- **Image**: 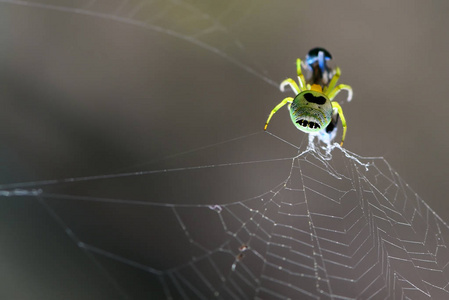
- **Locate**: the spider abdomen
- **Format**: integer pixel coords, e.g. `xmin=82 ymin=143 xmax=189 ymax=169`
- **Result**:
xmin=289 ymin=91 xmax=332 ymax=133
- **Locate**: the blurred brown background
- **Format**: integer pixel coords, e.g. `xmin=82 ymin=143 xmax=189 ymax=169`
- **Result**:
xmin=0 ymin=0 xmax=448 ymax=299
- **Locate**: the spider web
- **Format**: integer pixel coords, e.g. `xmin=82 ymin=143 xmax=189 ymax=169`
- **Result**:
xmin=4 ymin=135 xmax=449 ymax=299
xmin=1 ymin=0 xmax=449 ymax=299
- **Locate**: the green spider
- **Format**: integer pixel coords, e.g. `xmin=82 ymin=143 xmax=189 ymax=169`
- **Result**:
xmin=264 ymin=53 xmax=352 ymax=146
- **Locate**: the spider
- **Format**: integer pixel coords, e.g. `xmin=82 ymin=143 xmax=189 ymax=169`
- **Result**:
xmin=264 ymin=48 xmax=353 ymax=146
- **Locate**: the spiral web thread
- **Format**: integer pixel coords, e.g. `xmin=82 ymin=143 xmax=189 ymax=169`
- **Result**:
xmin=1 ymin=0 xmax=448 ymax=298
xmin=3 ymin=136 xmax=449 ymax=299
xmin=141 ymin=142 xmax=449 ymax=299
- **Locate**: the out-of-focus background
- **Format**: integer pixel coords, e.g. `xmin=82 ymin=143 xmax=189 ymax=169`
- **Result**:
xmin=0 ymin=0 xmax=448 ymax=299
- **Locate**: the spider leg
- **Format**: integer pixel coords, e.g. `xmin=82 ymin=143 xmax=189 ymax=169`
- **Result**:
xmin=296 ymin=58 xmax=307 ymax=90
xmin=264 ymin=97 xmax=294 ymax=131
xmin=280 ymin=78 xmax=300 ymax=94
xmin=331 ymin=101 xmax=347 ymax=146
xmin=328 ymin=84 xmax=353 ymax=102
xmin=324 ymin=67 xmax=341 ymax=95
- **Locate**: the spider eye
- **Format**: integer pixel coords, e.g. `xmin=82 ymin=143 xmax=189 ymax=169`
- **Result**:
xmin=304 ymin=93 xmax=326 ymax=105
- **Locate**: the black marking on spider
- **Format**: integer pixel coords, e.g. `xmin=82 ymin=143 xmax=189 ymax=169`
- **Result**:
xmin=297 ymin=119 xmax=320 ymax=129
xmin=304 ymin=93 xmax=327 ymax=105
